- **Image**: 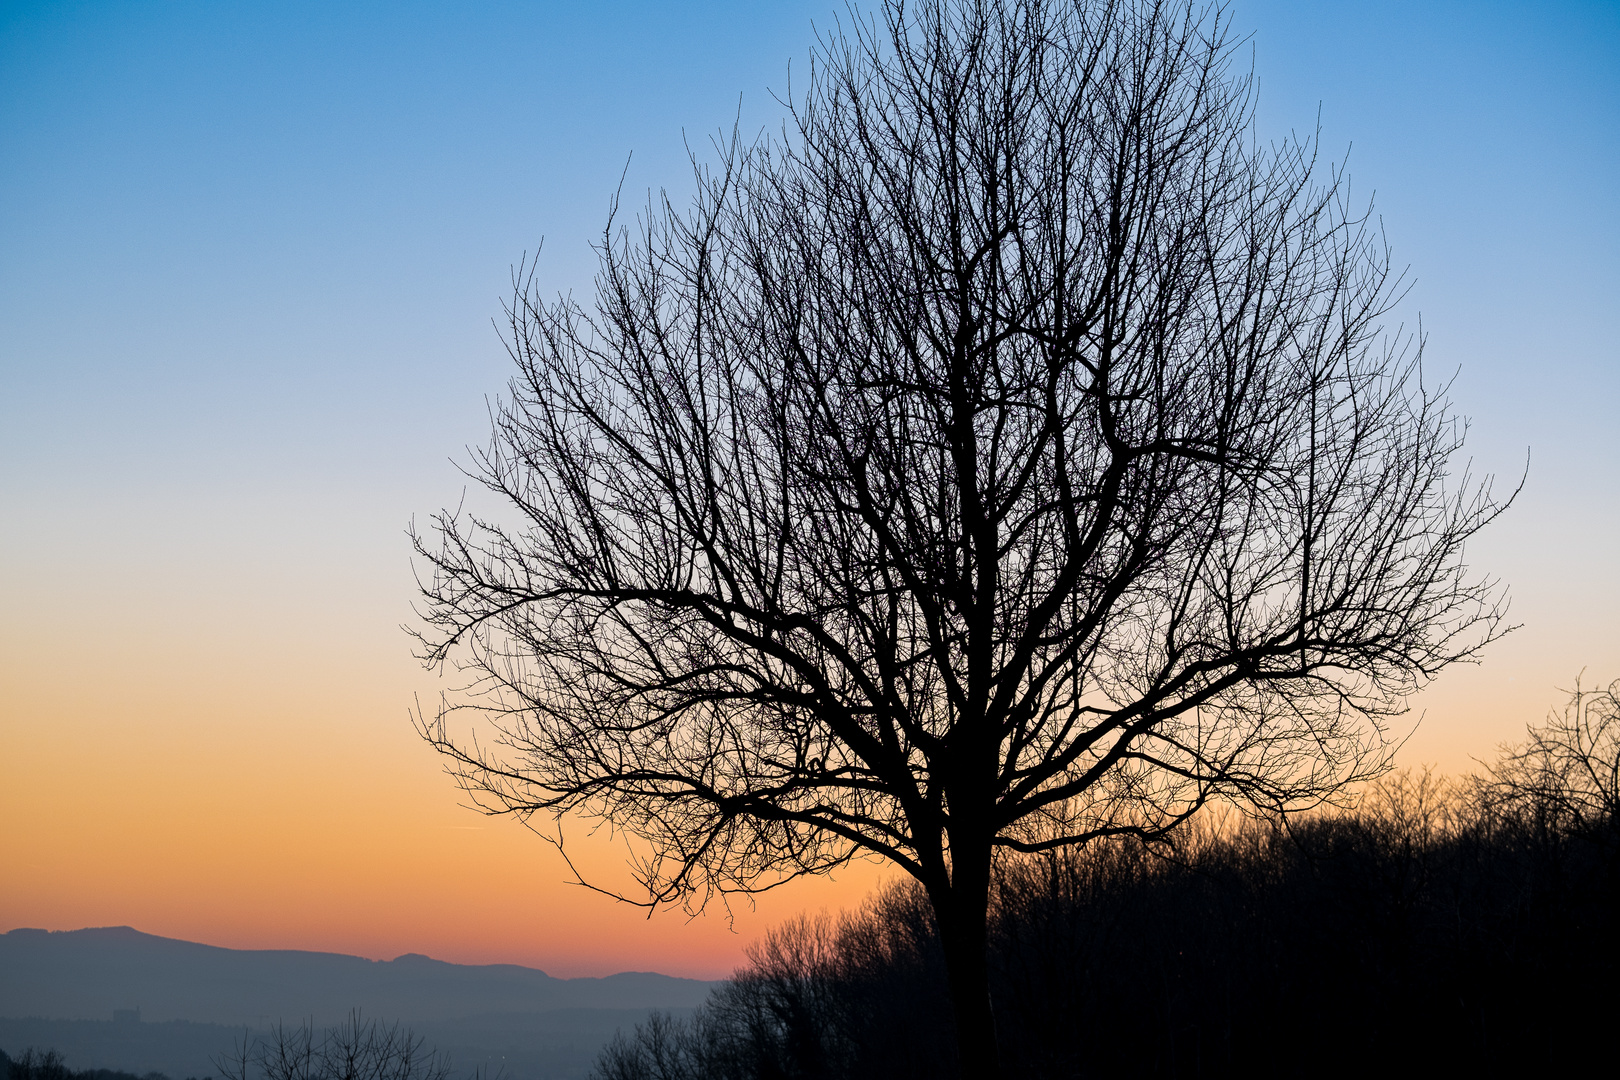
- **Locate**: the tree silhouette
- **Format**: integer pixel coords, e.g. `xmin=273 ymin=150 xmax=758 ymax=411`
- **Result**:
xmin=1484 ymin=675 xmax=1620 ymax=836
xmin=216 ymin=1013 xmax=452 ymax=1080
xmin=411 ymin=1 xmax=1511 ymax=1073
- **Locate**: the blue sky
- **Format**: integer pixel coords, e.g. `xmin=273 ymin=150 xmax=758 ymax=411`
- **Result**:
xmin=2 ymin=0 xmax=1616 ymax=971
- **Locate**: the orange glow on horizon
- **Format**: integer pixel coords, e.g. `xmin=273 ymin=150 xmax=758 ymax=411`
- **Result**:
xmin=1 ymin=593 xmax=1595 ymax=982
xmin=0 ymin=615 xmax=893 ymax=979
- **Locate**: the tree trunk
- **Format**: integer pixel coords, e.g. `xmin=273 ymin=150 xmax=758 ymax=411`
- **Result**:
xmin=933 ymin=862 xmax=999 ymax=1078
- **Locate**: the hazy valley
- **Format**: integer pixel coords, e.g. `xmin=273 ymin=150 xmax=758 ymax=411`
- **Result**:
xmin=0 ymin=928 xmax=715 ymax=1080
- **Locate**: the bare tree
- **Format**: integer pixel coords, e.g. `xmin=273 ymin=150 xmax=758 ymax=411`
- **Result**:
xmin=216 ymin=1013 xmax=454 ymax=1080
xmin=1484 ymin=676 xmax=1620 ymax=834
xmin=411 ymin=1 xmax=1511 ymax=1073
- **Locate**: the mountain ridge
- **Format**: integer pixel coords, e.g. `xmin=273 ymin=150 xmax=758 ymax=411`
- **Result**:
xmin=0 ymin=925 xmax=719 ymax=1027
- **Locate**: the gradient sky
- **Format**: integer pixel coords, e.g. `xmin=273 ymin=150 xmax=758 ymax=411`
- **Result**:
xmin=2 ymin=0 xmax=1616 ymax=981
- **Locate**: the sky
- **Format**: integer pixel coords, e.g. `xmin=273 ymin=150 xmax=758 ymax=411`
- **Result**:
xmin=1 ymin=0 xmax=1616 ymax=981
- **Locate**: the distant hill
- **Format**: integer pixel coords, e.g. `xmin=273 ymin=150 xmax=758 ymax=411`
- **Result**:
xmin=0 ymin=927 xmax=717 ymax=1079
xmin=0 ymin=927 xmax=716 ymax=1026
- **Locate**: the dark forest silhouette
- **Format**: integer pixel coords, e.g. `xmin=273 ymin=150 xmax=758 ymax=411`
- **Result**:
xmin=593 ymin=680 xmax=1620 ymax=1078
xmin=1 ymin=1048 xmax=183 ymax=1080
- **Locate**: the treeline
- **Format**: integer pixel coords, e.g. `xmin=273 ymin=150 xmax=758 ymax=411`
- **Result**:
xmin=4 ymin=1015 xmax=456 ymax=1080
xmin=0 ymin=1049 xmax=176 ymax=1080
xmin=596 ymin=681 xmax=1620 ymax=1078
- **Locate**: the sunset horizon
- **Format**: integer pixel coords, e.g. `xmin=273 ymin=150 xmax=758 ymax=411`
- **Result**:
xmin=3 ymin=6 xmax=1616 ymax=1072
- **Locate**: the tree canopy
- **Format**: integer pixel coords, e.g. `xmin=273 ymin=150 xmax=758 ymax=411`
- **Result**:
xmin=412 ymin=1 xmax=1510 ymax=1072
